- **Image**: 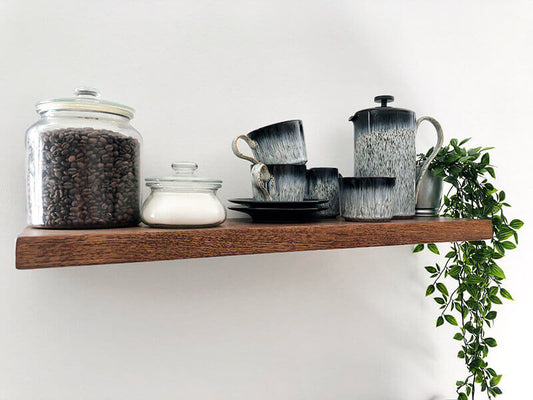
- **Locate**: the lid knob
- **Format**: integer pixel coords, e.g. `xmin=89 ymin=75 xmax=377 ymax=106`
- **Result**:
xmin=172 ymin=162 xmax=198 ymax=175
xmin=74 ymin=87 xmax=100 ymax=98
xmin=374 ymin=95 xmax=394 ymax=107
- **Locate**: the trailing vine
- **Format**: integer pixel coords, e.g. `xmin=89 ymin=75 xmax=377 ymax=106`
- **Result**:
xmin=414 ymin=138 xmax=523 ymax=400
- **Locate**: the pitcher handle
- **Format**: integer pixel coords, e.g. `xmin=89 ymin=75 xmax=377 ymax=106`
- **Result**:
xmin=251 ymin=163 xmax=273 ymax=201
xmin=232 ymin=135 xmax=259 ymax=163
xmin=415 ymin=116 xmax=444 ymax=202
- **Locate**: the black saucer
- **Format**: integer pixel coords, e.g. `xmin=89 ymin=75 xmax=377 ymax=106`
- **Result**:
xmin=229 ymin=206 xmax=327 ymax=223
xmin=228 ymin=198 xmax=328 ymax=209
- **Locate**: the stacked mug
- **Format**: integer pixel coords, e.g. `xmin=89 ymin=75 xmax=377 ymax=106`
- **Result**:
xmin=232 ymin=120 xmax=309 ymax=202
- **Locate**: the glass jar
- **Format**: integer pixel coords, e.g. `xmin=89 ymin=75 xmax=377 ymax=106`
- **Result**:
xmin=142 ymin=162 xmax=226 ymax=228
xmin=26 ymin=87 xmax=142 ymax=228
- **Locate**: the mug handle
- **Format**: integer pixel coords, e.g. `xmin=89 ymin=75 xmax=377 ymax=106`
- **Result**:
xmin=415 ymin=116 xmax=444 ymax=202
xmin=251 ymin=163 xmax=273 ymax=201
xmin=232 ymin=135 xmax=259 ymax=163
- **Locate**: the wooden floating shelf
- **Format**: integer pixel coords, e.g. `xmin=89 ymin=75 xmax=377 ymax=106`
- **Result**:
xmin=15 ymin=217 xmax=492 ymax=270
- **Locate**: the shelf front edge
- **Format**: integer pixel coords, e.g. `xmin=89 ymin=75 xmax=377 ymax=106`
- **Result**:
xmin=16 ymin=218 xmax=493 ymax=269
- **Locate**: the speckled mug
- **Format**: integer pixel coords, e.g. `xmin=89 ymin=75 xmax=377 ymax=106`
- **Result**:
xmin=232 ymin=120 xmax=307 ymax=165
xmin=340 ymin=177 xmax=396 ymax=221
xmin=251 ymin=163 xmax=306 ymax=201
xmin=306 ymin=168 xmax=340 ymax=217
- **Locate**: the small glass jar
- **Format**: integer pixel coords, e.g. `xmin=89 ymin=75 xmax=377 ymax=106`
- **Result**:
xmin=142 ymin=162 xmax=226 ymax=228
xmin=25 ymin=87 xmax=142 ymax=228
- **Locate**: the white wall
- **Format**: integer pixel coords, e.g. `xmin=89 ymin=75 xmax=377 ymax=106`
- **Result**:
xmin=1 ymin=1 xmax=531 ymax=399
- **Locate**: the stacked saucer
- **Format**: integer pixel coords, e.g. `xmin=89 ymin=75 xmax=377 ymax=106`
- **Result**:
xmin=228 ymin=198 xmax=328 ymax=223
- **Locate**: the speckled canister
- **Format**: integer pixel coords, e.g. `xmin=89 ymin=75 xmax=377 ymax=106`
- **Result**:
xmin=306 ymin=168 xmax=340 ymax=217
xmin=349 ymin=96 xmax=443 ymax=218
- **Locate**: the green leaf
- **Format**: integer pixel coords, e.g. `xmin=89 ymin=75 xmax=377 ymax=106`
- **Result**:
xmin=445 ymin=153 xmax=461 ymax=163
xmin=459 ymin=138 xmax=471 ymax=145
xmin=510 ymin=219 xmax=524 ymax=229
xmin=468 ymin=146 xmax=482 ymax=156
xmin=445 ymin=251 xmax=456 ymax=258
xmin=490 ymin=295 xmax=503 ymax=304
xmin=424 ymin=266 xmax=437 ymax=273
xmin=497 ymin=227 xmax=514 ymax=241
xmin=458 ymin=393 xmax=468 ymax=400
xmin=486 ymin=311 xmax=497 ymax=320
xmin=427 ymin=243 xmax=440 ymax=255
xmin=495 ymin=241 xmax=505 ymax=255
xmin=436 ymin=282 xmax=449 ymax=297
xmin=481 ymin=152 xmax=490 ymax=165
xmin=489 ymin=264 xmax=506 ymax=279
xmin=500 ymin=288 xmax=514 ymax=300
xmin=498 ymin=191 xmax=506 ymax=201
xmin=490 ymin=374 xmax=502 ymax=387
xmin=444 ymin=176 xmax=458 ymax=186
xmin=434 ymin=297 xmax=445 ymax=305
xmin=445 ymin=314 xmax=458 ymax=326
xmin=502 ymin=241 xmax=516 ymax=250
xmin=485 ymin=337 xmax=498 ymax=347
xmin=466 ymin=275 xmax=483 ymax=284
xmin=453 ymin=333 xmax=463 ymax=341
xmin=470 ymin=357 xmax=483 ymax=369
xmin=426 ymin=285 xmax=435 ymax=296
xmin=413 ymin=244 xmax=424 ymax=253
xmin=436 ymin=316 xmax=444 ymax=327
xmin=448 ymin=265 xmax=461 ymax=279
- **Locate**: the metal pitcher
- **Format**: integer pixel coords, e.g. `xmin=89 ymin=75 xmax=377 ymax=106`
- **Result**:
xmin=349 ymin=95 xmax=444 ymax=217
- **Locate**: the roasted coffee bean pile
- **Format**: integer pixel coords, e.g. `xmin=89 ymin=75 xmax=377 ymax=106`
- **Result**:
xmin=27 ymin=128 xmax=140 ymax=228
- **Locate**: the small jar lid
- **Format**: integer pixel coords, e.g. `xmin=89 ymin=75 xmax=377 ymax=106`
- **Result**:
xmin=36 ymin=87 xmax=135 ymax=119
xmin=145 ymin=162 xmax=222 ymax=190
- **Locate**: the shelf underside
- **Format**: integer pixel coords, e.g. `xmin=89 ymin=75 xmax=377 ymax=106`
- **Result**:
xmin=16 ymin=217 xmax=493 ymax=269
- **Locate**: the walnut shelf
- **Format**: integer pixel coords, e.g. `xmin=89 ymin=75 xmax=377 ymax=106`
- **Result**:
xmin=15 ymin=217 xmax=492 ymax=270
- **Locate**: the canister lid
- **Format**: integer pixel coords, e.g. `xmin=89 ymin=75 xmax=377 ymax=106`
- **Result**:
xmin=36 ymin=87 xmax=135 ymax=119
xmin=349 ymin=95 xmax=414 ymax=121
xmin=145 ymin=162 xmax=222 ymax=190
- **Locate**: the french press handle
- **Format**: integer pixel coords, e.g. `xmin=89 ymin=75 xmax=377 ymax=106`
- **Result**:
xmin=415 ymin=116 xmax=444 ymax=202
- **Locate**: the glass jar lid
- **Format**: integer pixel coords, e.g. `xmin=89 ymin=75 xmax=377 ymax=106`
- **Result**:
xmin=145 ymin=162 xmax=222 ymax=190
xmin=36 ymin=87 xmax=135 ymax=119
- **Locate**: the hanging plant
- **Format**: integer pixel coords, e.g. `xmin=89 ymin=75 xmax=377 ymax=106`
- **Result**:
xmin=414 ymin=138 xmax=523 ymax=400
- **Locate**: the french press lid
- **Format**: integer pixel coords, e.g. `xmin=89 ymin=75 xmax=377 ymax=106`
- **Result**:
xmin=349 ymin=95 xmax=415 ymax=122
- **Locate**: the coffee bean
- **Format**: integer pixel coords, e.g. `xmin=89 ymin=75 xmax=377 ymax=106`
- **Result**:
xmin=27 ymin=127 xmax=140 ymax=228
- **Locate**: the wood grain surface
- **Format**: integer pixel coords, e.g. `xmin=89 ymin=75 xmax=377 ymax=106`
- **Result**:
xmin=16 ymin=217 xmax=493 ymax=269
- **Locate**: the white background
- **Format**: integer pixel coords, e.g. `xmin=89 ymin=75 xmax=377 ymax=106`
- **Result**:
xmin=1 ymin=1 xmax=531 ymax=399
